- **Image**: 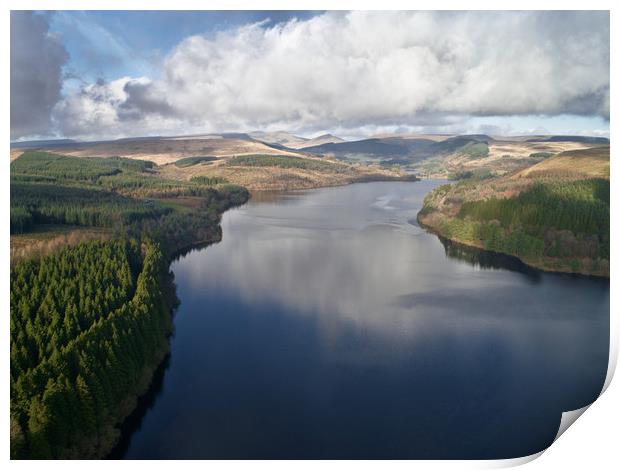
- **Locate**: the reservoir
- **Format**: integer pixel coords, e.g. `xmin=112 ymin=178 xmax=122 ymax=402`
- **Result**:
xmin=114 ymin=181 xmax=609 ymax=459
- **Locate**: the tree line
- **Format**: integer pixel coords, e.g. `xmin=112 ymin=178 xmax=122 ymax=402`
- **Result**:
xmin=12 ymin=150 xmax=240 ymax=201
xmin=10 ymin=183 xmax=171 ymax=234
xmin=11 ymin=151 xmax=153 ymax=183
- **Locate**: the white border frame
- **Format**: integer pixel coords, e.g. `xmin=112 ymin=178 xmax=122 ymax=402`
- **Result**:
xmin=2 ymin=2 xmax=617 ymax=468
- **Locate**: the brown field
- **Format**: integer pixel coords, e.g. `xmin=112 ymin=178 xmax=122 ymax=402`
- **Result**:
xmin=421 ymin=146 xmax=610 ymax=215
xmin=516 ymin=146 xmax=610 ymax=180
xmin=418 ymin=138 xmax=606 ymax=178
xmin=10 ymin=149 xmax=24 ymax=161
xmin=10 ymin=225 xmax=112 ymax=262
xmin=158 ymin=156 xmax=406 ymax=190
xmin=488 ymin=139 xmax=597 ymax=159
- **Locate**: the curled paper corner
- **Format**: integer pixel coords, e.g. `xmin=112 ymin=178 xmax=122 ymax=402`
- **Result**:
xmin=553 ymin=404 xmax=591 ymax=442
xmin=482 ymin=450 xmax=545 ymax=468
xmin=483 ymin=409 xmax=590 ymax=470
xmin=485 ymin=401 xmax=601 ymax=468
xmin=544 ymin=343 xmax=618 ymax=454
xmin=486 ymin=342 xmax=616 ymax=469
xmin=503 ymin=397 xmax=603 ymax=467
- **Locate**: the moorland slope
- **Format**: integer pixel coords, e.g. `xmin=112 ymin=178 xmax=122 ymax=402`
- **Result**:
xmin=417 ymin=146 xmax=610 ymax=276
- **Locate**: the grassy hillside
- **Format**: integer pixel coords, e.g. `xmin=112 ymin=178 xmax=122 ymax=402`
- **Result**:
xmin=414 ymin=138 xmax=607 ymax=178
xmin=295 ymin=133 xmax=345 ymax=149
xmin=248 ymin=131 xmax=310 ymax=148
xmin=12 ymin=133 xmax=606 ymax=188
xmin=418 ymin=147 xmax=610 ymax=277
xmin=516 ymin=146 xmax=610 ymax=179
xmin=159 ymin=152 xmax=414 ymax=191
xmin=23 ymin=135 xmax=305 ymax=165
xmin=227 ymin=154 xmax=345 ymax=171
xmin=296 ymin=133 xmax=604 ymax=177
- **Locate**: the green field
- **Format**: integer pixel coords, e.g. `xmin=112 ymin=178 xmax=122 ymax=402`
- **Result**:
xmin=173 ymin=156 xmax=219 ymax=167
xmin=528 ymin=152 xmax=554 ymax=159
xmin=227 ymin=154 xmax=343 ymax=172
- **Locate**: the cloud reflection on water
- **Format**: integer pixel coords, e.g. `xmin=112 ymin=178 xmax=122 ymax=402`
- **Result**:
xmin=173 ymin=181 xmax=607 ymax=339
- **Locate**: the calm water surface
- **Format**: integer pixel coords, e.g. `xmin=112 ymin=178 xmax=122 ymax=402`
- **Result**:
xmin=115 ymin=181 xmax=609 ymax=459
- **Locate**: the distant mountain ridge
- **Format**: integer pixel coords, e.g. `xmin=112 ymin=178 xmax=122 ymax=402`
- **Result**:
xmin=296 ymin=133 xmax=345 ymax=148
xmin=526 ymin=135 xmax=609 ymax=144
xmin=10 ymin=133 xmax=608 ymax=177
xmin=302 ymin=134 xmax=493 ymax=163
xmin=11 ymin=139 xmax=77 ymax=149
xmin=248 ymin=131 xmax=309 ymax=149
xmin=248 ymin=131 xmax=345 ymax=149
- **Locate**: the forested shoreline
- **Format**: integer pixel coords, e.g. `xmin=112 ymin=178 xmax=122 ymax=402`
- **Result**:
xmin=10 ymin=151 xmax=250 ymax=458
xmin=418 ymin=177 xmax=610 ymax=277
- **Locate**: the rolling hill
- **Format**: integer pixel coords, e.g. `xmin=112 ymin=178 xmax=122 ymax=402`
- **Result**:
xmin=248 ymin=131 xmax=345 ymax=149
xmin=248 ymin=131 xmax=310 ymax=149
xmin=295 ymin=133 xmax=345 ymax=148
xmin=417 ymin=146 xmax=610 ymax=276
xmin=11 ymin=135 xmax=303 ymax=165
xmin=9 ymin=134 xmax=414 ymax=191
xmin=300 ymin=133 xmax=608 ymax=176
xmin=516 ymin=146 xmax=610 ymax=179
xmin=10 ymin=132 xmax=609 ymax=188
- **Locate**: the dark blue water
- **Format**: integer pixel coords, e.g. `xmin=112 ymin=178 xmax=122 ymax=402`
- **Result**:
xmin=115 ymin=181 xmax=609 ymax=459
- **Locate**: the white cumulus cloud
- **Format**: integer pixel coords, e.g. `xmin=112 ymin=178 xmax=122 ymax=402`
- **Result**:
xmin=51 ymin=11 xmax=609 ymax=139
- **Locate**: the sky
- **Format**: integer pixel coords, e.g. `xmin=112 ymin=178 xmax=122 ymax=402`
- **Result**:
xmin=10 ymin=10 xmax=610 ymax=141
